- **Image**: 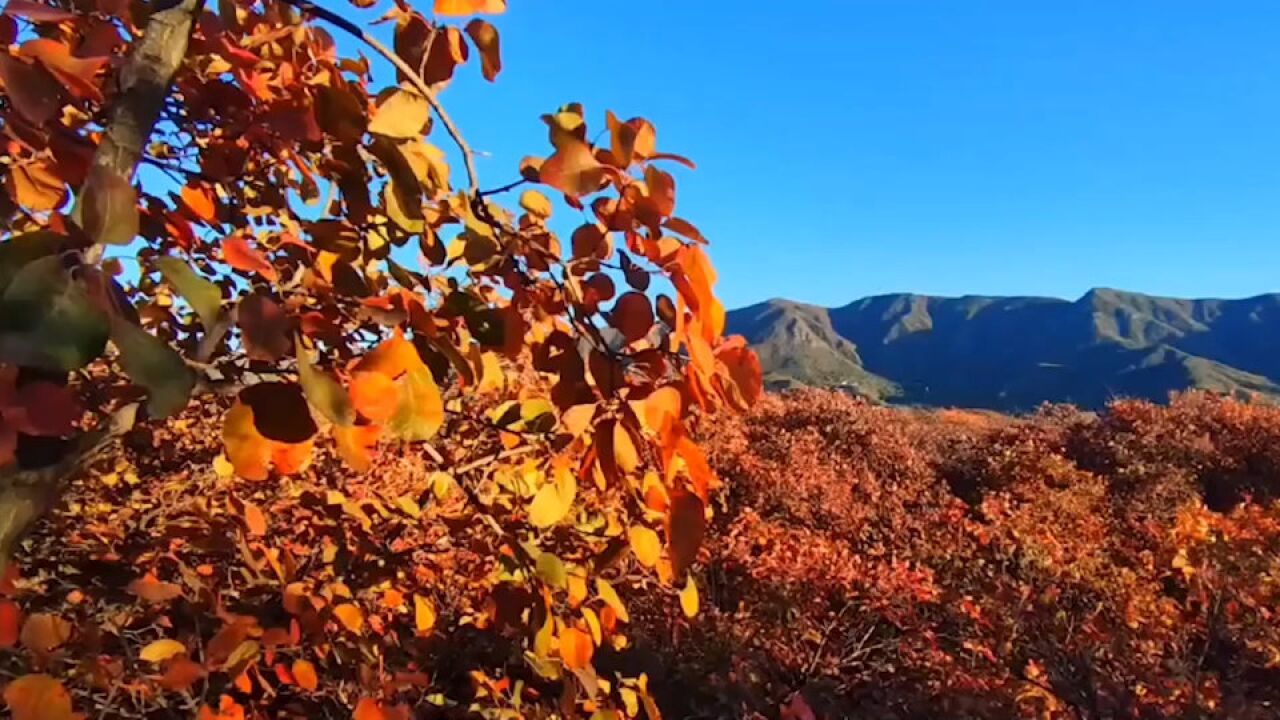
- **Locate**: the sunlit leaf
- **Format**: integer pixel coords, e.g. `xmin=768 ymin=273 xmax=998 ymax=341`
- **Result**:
xmin=369 ymin=89 xmax=429 ymax=139
xmin=350 ymin=370 xmax=399 ymax=423
xmin=295 ymin=335 xmax=355 ymax=427
xmin=333 ymin=603 xmax=364 ymax=634
xmin=595 ymin=578 xmax=629 ymax=623
xmin=334 ymin=423 xmax=381 ymax=472
xmin=388 ymin=365 xmax=443 ymax=441
xmin=222 ymin=401 xmax=272 ymax=481
xmin=679 ymin=575 xmax=699 ymax=618
xmin=222 ymin=235 xmax=277 ymax=282
xmin=292 ymin=660 xmax=318 ymax=691
xmin=558 ymin=627 xmax=592 ymax=670
xmin=140 ymin=639 xmax=187 ymax=663
xmin=156 ymin=256 xmax=222 ymax=329
xmin=434 ymin=0 xmax=505 ymax=15
xmin=242 ymin=500 xmax=267 ymax=536
xmin=628 ymin=525 xmax=660 ymax=568
xmin=413 ymin=594 xmax=436 ymax=635
xmin=539 ymin=137 xmax=608 ymax=198
xmin=528 ymin=465 xmax=576 ymax=528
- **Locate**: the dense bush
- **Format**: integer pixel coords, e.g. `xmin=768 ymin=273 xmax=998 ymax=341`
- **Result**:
xmin=642 ymin=390 xmax=1280 ymax=719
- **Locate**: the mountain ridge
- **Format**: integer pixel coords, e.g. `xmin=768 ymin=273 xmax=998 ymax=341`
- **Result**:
xmin=725 ymin=288 xmax=1280 ymax=411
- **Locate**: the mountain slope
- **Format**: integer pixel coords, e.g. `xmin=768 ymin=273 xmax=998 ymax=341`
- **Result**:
xmin=726 ymin=289 xmax=1280 ymax=410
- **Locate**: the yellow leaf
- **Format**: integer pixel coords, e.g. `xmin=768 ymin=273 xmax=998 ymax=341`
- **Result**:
xmin=332 ymin=603 xmax=364 ymax=634
xmin=679 ymin=575 xmax=699 ymax=618
xmin=581 ymin=607 xmax=602 ymax=646
xmin=595 ymin=578 xmax=629 ymax=623
xmin=414 ymin=594 xmax=437 ymax=635
xmin=628 ymin=525 xmax=661 ymax=569
xmin=518 ymin=189 xmax=552 ymax=219
xmin=528 ymin=466 xmax=576 ymax=528
xmin=212 ymin=454 xmax=235 ymax=478
xmin=368 ymin=89 xmax=429 ymax=139
xmin=140 ymin=638 xmax=187 ymax=663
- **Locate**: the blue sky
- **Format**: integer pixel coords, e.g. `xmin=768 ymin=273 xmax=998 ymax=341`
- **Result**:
xmin=369 ymin=1 xmax=1280 ymax=309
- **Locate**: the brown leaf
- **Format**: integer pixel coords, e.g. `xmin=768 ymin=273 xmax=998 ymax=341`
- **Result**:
xmin=313 ymin=84 xmax=367 ymax=142
xmin=0 ymin=55 xmax=62 ymax=125
xmin=239 ymin=382 xmax=318 ymax=444
xmin=465 ymin=19 xmax=501 ymax=81
xmin=19 ymin=613 xmax=70 ymax=654
xmin=128 ymin=574 xmax=183 ymax=604
xmin=666 ymin=490 xmax=704 ymax=577
xmin=609 ymin=292 xmax=654 ymax=344
xmin=80 ymin=167 xmax=138 ymax=246
xmin=237 ymin=294 xmax=291 ymax=362
xmin=539 ymin=138 xmax=608 ymax=197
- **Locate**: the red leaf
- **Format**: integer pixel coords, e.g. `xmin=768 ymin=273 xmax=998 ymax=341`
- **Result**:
xmin=7 ymin=382 xmax=79 ymax=436
xmin=222 ymin=235 xmax=277 ymax=282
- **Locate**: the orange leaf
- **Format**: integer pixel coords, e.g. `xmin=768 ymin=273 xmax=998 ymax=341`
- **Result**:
xmin=558 ymin=626 xmax=593 ymax=670
xmin=676 ymin=434 xmax=715 ymax=502
xmin=334 ymin=423 xmax=381 ymax=472
xmin=181 ymin=184 xmax=218 ymax=224
xmin=352 ymin=331 xmax=421 ymax=379
xmin=333 ymin=603 xmax=364 ymax=634
xmin=271 ymin=439 xmax=313 ymax=476
xmin=19 ymin=38 xmax=107 ymax=101
xmin=464 ymin=19 xmax=501 ymax=81
xmin=642 ymin=386 xmax=682 ymax=440
xmin=3 ymin=674 xmax=76 ymax=720
xmin=663 ymin=217 xmax=706 ymax=244
xmin=222 ymin=235 xmax=277 ymax=282
xmin=350 ymin=371 xmax=399 ymax=422
xmin=6 ymin=157 xmax=66 ymax=211
xmin=242 ymin=501 xmax=267 ymax=536
xmin=222 ymin=401 xmax=272 ymax=481
xmin=292 ymin=659 xmax=318 ymax=692
xmin=433 ymin=0 xmax=505 ymax=16
xmin=539 ymin=138 xmax=608 ymax=198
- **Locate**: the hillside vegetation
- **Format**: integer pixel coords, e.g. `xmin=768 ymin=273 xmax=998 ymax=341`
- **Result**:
xmin=727 ymin=290 xmax=1280 ymax=409
xmin=3 ymin=390 xmax=1278 ymax=719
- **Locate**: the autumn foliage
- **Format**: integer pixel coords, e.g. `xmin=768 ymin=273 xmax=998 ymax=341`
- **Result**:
xmin=647 ymin=390 xmax=1280 ymax=719
xmin=0 ymin=0 xmax=762 ymax=717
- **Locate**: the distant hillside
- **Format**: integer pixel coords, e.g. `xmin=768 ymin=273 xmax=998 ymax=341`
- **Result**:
xmin=725 ymin=289 xmax=1280 ymax=410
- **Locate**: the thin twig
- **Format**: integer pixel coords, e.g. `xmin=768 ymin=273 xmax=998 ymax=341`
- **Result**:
xmin=478 ymin=177 xmax=527 ymax=197
xmin=279 ymin=0 xmax=479 ymax=194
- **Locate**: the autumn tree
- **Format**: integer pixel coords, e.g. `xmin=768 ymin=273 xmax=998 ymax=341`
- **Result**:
xmin=0 ymin=0 xmax=761 ymax=716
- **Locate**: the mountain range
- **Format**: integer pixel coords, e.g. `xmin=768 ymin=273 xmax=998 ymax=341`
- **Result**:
xmin=724 ymin=288 xmax=1280 ymax=411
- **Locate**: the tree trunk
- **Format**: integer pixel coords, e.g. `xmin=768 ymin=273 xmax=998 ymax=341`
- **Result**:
xmin=0 ymin=0 xmax=200 ymax=570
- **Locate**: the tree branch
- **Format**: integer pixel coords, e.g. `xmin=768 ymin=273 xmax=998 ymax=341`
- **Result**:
xmin=82 ymin=0 xmax=202 ymax=262
xmin=278 ymin=0 xmax=480 ymax=196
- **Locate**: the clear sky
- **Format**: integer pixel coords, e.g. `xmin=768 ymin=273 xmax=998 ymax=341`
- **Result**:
xmin=382 ymin=1 xmax=1280 ymax=309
